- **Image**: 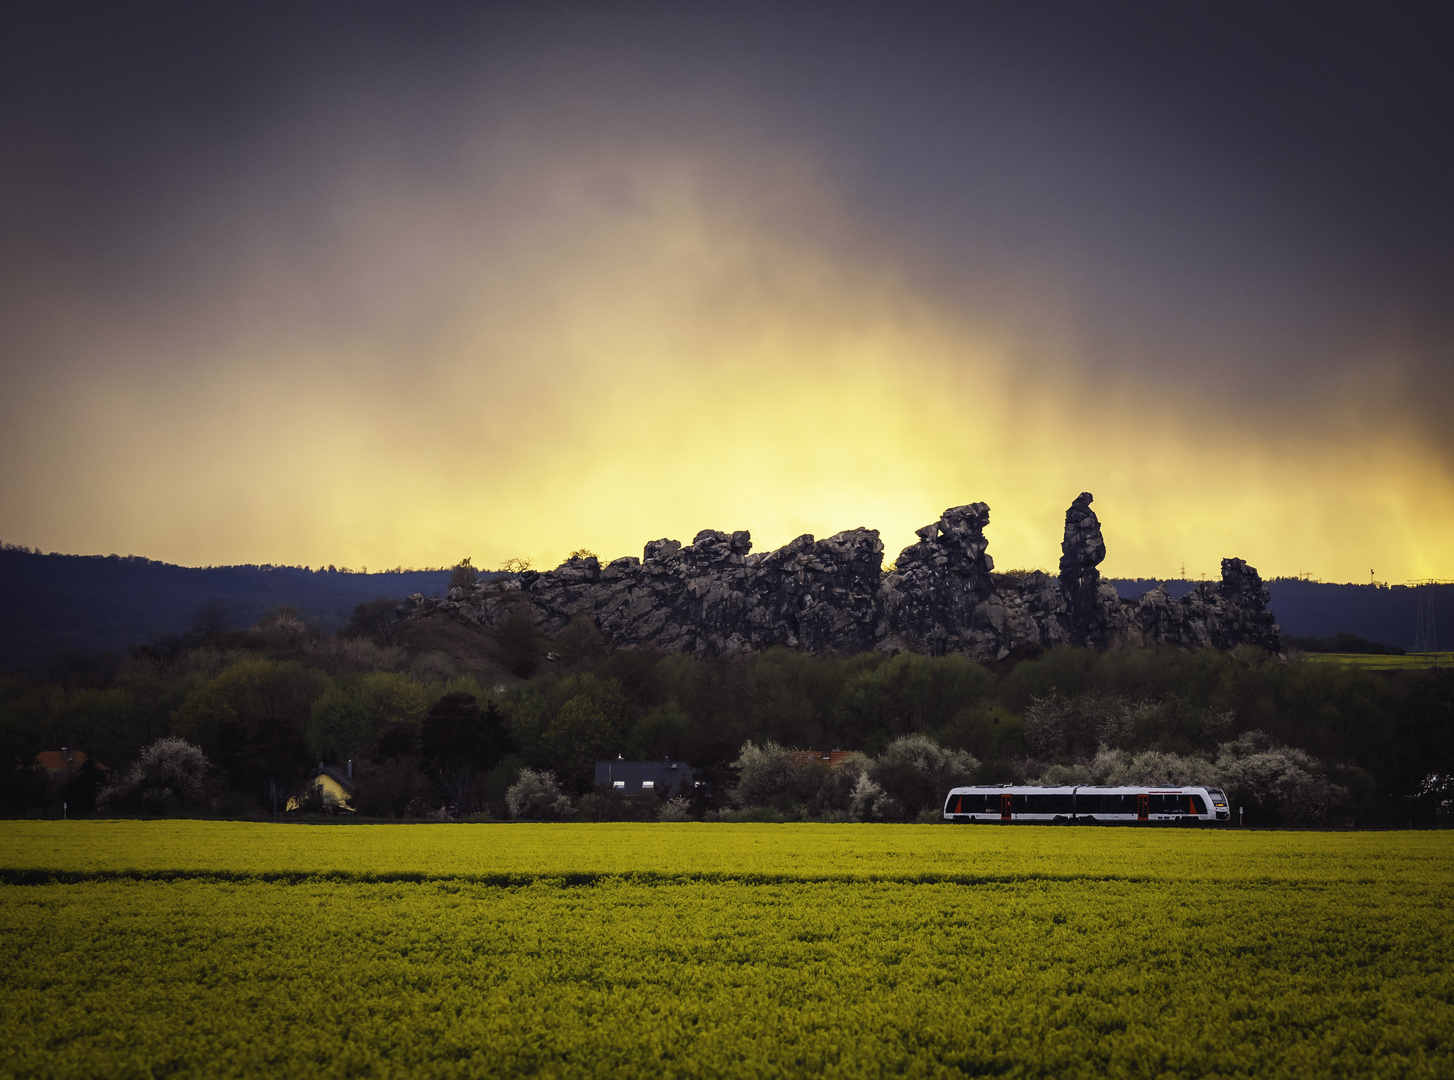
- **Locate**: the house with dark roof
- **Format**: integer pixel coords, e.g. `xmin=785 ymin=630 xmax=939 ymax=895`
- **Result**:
xmin=594 ymin=757 xmax=695 ymax=797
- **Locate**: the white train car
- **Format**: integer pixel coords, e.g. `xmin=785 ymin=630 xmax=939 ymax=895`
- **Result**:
xmin=942 ymin=785 xmax=1231 ymax=824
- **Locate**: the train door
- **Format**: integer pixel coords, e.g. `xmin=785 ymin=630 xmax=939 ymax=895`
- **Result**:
xmin=1137 ymin=794 xmax=1149 ymax=821
xmin=1000 ymin=793 xmax=1012 ymax=822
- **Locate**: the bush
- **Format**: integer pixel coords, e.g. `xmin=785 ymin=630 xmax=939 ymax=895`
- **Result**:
xmin=732 ymin=740 xmax=820 ymax=809
xmin=505 ymin=769 xmax=574 ymax=820
xmin=867 ymin=735 xmax=979 ymax=817
xmin=1217 ymin=732 xmax=1346 ymax=825
xmin=848 ymin=773 xmax=902 ymax=822
xmin=97 ymin=737 xmax=219 ymax=815
xmin=1036 ymin=747 xmax=1220 ymax=788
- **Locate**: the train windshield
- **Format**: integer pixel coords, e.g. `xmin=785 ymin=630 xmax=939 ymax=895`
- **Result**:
xmin=1207 ymin=787 xmax=1228 ymax=808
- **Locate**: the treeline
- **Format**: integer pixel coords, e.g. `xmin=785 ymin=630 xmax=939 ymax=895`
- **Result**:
xmin=0 ymin=545 xmax=453 ymax=668
xmin=1282 ymin=633 xmax=1405 ymax=655
xmin=2 ymin=604 xmax=1451 ymax=825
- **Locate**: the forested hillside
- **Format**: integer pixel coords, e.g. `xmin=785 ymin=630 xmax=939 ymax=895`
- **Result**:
xmin=0 ymin=545 xmax=452 ymax=669
xmin=2 ymin=546 xmax=1449 ymax=674
xmin=3 ymin=600 xmax=1450 ymax=827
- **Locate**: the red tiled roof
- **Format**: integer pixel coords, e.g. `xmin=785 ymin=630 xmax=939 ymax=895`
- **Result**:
xmin=791 ymin=749 xmax=860 ymax=767
xmin=35 ymin=750 xmax=109 ymax=771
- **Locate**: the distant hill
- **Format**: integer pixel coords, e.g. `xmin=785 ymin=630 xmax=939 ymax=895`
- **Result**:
xmin=1107 ymin=577 xmax=1454 ymax=652
xmin=1 ymin=548 xmax=1447 ymax=670
xmin=0 ymin=546 xmax=452 ymax=670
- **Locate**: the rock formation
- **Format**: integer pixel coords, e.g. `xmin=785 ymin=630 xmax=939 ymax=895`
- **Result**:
xmin=1059 ymin=492 xmax=1110 ymax=649
xmin=403 ymin=493 xmax=1281 ymax=660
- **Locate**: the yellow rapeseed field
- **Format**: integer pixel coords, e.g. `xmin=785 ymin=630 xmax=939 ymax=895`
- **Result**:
xmin=2 ymin=822 xmax=1451 ymax=1078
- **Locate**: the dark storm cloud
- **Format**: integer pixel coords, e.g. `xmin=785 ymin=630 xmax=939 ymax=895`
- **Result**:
xmin=7 ymin=2 xmax=1451 ymax=362
xmin=1 ymin=2 xmax=1451 ymax=574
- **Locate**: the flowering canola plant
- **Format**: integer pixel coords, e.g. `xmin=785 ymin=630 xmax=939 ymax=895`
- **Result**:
xmin=1 ymin=822 xmax=1450 ymax=1078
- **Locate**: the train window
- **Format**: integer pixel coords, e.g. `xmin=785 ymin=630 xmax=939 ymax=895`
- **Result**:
xmin=946 ymin=793 xmax=990 ymax=814
xmin=1189 ymin=795 xmax=1207 ymax=814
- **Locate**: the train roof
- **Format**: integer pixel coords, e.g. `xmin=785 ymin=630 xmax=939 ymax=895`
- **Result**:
xmin=947 ymin=784 xmax=1218 ymax=794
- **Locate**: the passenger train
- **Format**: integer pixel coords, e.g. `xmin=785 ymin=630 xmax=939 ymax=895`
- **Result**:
xmin=942 ymin=785 xmax=1231 ymax=824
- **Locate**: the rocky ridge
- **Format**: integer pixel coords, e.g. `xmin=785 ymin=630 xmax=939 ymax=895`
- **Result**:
xmin=403 ymin=493 xmax=1281 ymax=660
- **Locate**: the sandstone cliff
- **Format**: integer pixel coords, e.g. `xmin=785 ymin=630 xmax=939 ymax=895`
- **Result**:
xmin=402 ymin=493 xmax=1281 ymax=660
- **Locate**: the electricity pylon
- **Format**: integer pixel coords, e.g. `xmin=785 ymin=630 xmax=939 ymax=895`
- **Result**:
xmin=1415 ymin=585 xmax=1437 ymax=654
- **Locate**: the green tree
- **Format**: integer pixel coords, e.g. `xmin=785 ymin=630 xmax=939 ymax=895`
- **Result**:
xmin=172 ymin=659 xmax=327 ymax=803
xmin=544 ymin=692 xmax=623 ymax=791
xmin=173 ymin=659 xmax=326 ymax=747
xmin=840 ymin=652 xmax=995 ymax=748
xmin=308 ymin=672 xmax=430 ymax=761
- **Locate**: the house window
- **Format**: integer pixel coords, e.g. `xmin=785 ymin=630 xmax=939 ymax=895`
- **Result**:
xmin=641 ymin=780 xmax=654 ymax=789
xmin=612 ymin=781 xmax=625 ymax=789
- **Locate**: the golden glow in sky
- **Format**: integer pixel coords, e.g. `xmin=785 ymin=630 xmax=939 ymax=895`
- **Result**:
xmin=3 ymin=143 xmax=1450 ymax=583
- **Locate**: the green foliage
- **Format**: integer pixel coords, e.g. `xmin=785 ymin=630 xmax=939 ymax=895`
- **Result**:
xmin=627 ymin=701 xmax=693 ymax=760
xmin=553 ymin=613 xmax=610 ymax=668
xmin=505 ymin=674 xmax=629 ymax=790
xmin=866 ymin=734 xmax=978 ymax=817
xmin=494 ymin=608 xmax=547 ymax=678
xmin=731 ymin=740 xmax=826 ymax=811
xmin=173 ymin=658 xmax=326 ymax=748
xmin=840 ymin=651 xmax=995 ymax=744
xmin=350 ymin=757 xmax=428 ymax=818
xmin=5 ymin=597 xmax=1453 ymax=826
xmin=308 ymin=671 xmax=430 ymax=761
xmin=543 ymin=691 xmax=625 ymax=790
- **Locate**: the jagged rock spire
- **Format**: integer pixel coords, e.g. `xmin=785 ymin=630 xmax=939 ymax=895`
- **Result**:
xmin=1058 ymin=492 xmax=1110 ymax=647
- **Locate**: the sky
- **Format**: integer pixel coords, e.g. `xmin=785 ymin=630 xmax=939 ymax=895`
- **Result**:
xmin=2 ymin=2 xmax=1452 ymax=582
